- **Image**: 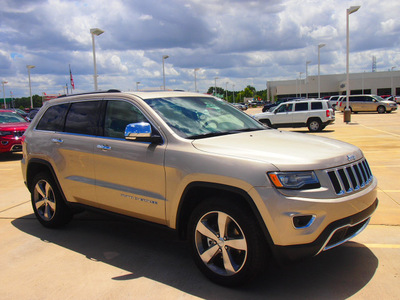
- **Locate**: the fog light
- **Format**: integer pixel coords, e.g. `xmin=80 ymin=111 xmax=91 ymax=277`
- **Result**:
xmin=1 ymin=141 xmax=9 ymax=145
xmin=293 ymin=215 xmax=315 ymax=229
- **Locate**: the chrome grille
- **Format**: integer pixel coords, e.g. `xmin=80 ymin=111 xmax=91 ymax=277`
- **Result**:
xmin=327 ymin=158 xmax=373 ymax=195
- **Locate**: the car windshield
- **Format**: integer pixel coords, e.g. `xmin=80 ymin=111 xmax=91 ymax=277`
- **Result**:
xmin=0 ymin=112 xmax=28 ymax=123
xmin=372 ymin=95 xmax=385 ymax=101
xmin=144 ymin=96 xmax=264 ymax=139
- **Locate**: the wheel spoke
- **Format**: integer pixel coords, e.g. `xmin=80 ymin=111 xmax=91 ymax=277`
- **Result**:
xmin=47 ymin=200 xmax=56 ymax=211
xmin=44 ymin=182 xmax=51 ymax=198
xmin=196 ymin=220 xmax=217 ymax=240
xmin=35 ymin=182 xmax=46 ymax=198
xmin=217 ymin=212 xmax=229 ymax=238
xmin=35 ymin=199 xmax=45 ymax=210
xmin=224 ymin=237 xmax=247 ymax=251
xmin=199 ymin=245 xmax=219 ymax=264
xmin=221 ymin=247 xmax=236 ymax=275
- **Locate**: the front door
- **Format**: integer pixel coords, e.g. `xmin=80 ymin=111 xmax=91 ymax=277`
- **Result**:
xmin=93 ymin=100 xmax=167 ymax=224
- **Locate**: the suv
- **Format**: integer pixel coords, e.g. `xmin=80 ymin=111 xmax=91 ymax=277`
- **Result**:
xmin=21 ymin=90 xmax=377 ymax=286
xmin=253 ymin=99 xmax=335 ymax=132
xmin=0 ymin=110 xmax=30 ymax=153
xmin=337 ymin=94 xmax=397 ymax=113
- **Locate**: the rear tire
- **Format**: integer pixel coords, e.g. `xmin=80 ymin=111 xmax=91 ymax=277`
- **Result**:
xmin=307 ymin=119 xmax=322 ymax=132
xmin=31 ymin=172 xmax=72 ymax=228
xmin=188 ymin=197 xmax=268 ymax=286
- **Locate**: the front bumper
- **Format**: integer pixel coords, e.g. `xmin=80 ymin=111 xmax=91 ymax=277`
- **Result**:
xmin=274 ymin=198 xmax=378 ymax=262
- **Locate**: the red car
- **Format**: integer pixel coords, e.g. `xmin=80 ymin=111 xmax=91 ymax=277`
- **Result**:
xmin=0 ymin=110 xmax=30 ymax=153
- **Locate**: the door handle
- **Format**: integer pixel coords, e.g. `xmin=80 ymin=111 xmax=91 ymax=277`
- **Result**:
xmin=51 ymin=138 xmax=63 ymax=144
xmin=97 ymin=144 xmax=111 ymax=151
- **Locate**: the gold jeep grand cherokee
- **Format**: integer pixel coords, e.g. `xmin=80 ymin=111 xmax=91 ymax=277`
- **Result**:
xmin=21 ymin=90 xmax=378 ymax=286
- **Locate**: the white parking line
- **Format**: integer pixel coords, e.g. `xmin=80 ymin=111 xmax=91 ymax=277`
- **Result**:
xmin=359 ymin=124 xmax=400 ymax=138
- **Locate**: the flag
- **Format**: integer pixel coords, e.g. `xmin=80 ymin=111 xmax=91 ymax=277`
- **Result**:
xmin=69 ymin=64 xmax=75 ymax=89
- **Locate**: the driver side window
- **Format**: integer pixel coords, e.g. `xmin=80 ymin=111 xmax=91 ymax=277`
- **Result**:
xmin=104 ymin=100 xmax=147 ymax=139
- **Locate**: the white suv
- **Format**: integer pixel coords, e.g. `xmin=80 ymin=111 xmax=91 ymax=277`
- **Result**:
xmin=253 ymin=99 xmax=335 ymax=132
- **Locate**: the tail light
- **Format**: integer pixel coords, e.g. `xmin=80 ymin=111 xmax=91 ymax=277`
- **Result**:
xmin=326 ymin=110 xmax=331 ymax=117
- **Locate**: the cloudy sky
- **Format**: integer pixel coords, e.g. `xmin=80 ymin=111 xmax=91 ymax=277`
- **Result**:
xmin=1 ymin=0 xmax=399 ymax=98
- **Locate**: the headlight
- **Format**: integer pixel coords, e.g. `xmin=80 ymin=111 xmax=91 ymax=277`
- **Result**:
xmin=268 ymin=171 xmax=320 ymax=189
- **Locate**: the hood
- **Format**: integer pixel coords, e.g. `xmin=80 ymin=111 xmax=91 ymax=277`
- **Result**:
xmin=0 ymin=122 xmax=29 ymax=131
xmin=192 ymin=129 xmax=362 ymax=171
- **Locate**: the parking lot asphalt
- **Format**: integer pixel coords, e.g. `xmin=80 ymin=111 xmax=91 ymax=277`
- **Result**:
xmin=0 ymin=109 xmax=399 ymax=299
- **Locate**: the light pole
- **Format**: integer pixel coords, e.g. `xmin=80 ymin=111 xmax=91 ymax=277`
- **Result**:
xmin=2 ymin=81 xmax=7 ymax=109
xmin=162 ymin=55 xmax=169 ymax=90
xmin=136 ymin=81 xmax=140 ymax=91
xmin=318 ymin=44 xmax=326 ymax=98
xmin=214 ymin=77 xmax=219 ymax=96
xmin=194 ymin=68 xmax=200 ymax=92
xmin=90 ymin=28 xmax=104 ymax=91
xmin=306 ymin=61 xmax=311 ymax=98
xmin=391 ymin=66 xmax=396 ymax=96
xmin=344 ymin=5 xmax=360 ymax=123
xmin=299 ymin=72 xmax=304 ymax=97
xmin=232 ymin=84 xmax=235 ymax=103
xmin=225 ymin=82 xmax=228 ymax=100
xmin=27 ymin=65 xmax=35 ymax=108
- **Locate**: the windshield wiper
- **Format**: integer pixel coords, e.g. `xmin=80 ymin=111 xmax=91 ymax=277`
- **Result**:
xmin=188 ymin=128 xmax=263 ymax=139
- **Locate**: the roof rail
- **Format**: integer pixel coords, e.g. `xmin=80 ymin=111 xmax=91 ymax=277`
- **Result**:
xmin=57 ymin=89 xmax=121 ymax=98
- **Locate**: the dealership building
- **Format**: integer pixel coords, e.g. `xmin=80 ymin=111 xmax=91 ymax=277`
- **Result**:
xmin=266 ymin=70 xmax=400 ymax=100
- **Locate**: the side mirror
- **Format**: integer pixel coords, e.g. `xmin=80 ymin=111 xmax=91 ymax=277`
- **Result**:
xmin=125 ymin=122 xmax=162 ymax=144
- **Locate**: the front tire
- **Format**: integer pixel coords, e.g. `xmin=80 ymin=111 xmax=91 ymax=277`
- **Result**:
xmin=31 ymin=172 xmax=72 ymax=228
xmin=188 ymin=197 xmax=268 ymax=286
xmin=377 ymin=106 xmax=386 ymax=114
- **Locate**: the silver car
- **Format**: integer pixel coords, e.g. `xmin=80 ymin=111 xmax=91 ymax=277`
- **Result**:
xmin=338 ymin=94 xmax=397 ymax=113
xmin=21 ymin=90 xmax=378 ymax=286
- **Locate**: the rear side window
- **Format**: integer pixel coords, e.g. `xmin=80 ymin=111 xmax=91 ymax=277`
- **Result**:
xmin=64 ymin=101 xmax=101 ymax=135
xmin=36 ymin=104 xmax=69 ymax=131
xmin=295 ymin=102 xmax=308 ymax=111
xmin=311 ymin=102 xmax=323 ymax=110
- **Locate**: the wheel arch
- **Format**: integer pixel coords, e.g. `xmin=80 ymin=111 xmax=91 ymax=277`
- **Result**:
xmin=26 ymin=158 xmax=69 ymax=206
xmin=176 ymin=182 xmax=273 ymax=246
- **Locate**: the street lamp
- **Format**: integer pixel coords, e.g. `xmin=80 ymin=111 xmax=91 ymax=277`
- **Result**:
xmin=27 ymin=65 xmax=35 ymax=108
xmin=90 ymin=28 xmax=104 ymax=91
xmin=2 ymin=81 xmax=7 ymax=109
xmin=225 ymin=82 xmax=229 ymax=100
xmin=214 ymin=77 xmax=219 ymax=96
xmin=162 ymin=55 xmax=169 ymax=90
xmin=391 ymin=66 xmax=396 ymax=97
xmin=299 ymin=72 xmax=304 ymax=97
xmin=344 ymin=5 xmax=360 ymax=123
xmin=136 ymin=81 xmax=140 ymax=91
xmin=318 ymin=43 xmax=326 ymax=98
xmin=194 ymin=68 xmax=200 ymax=92
xmin=232 ymin=84 xmax=235 ymax=103
xmin=306 ymin=61 xmax=311 ymax=98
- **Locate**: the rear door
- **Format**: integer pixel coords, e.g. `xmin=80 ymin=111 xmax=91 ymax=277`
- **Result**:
xmin=292 ymin=102 xmax=309 ymax=124
xmin=45 ymin=101 xmax=100 ymax=207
